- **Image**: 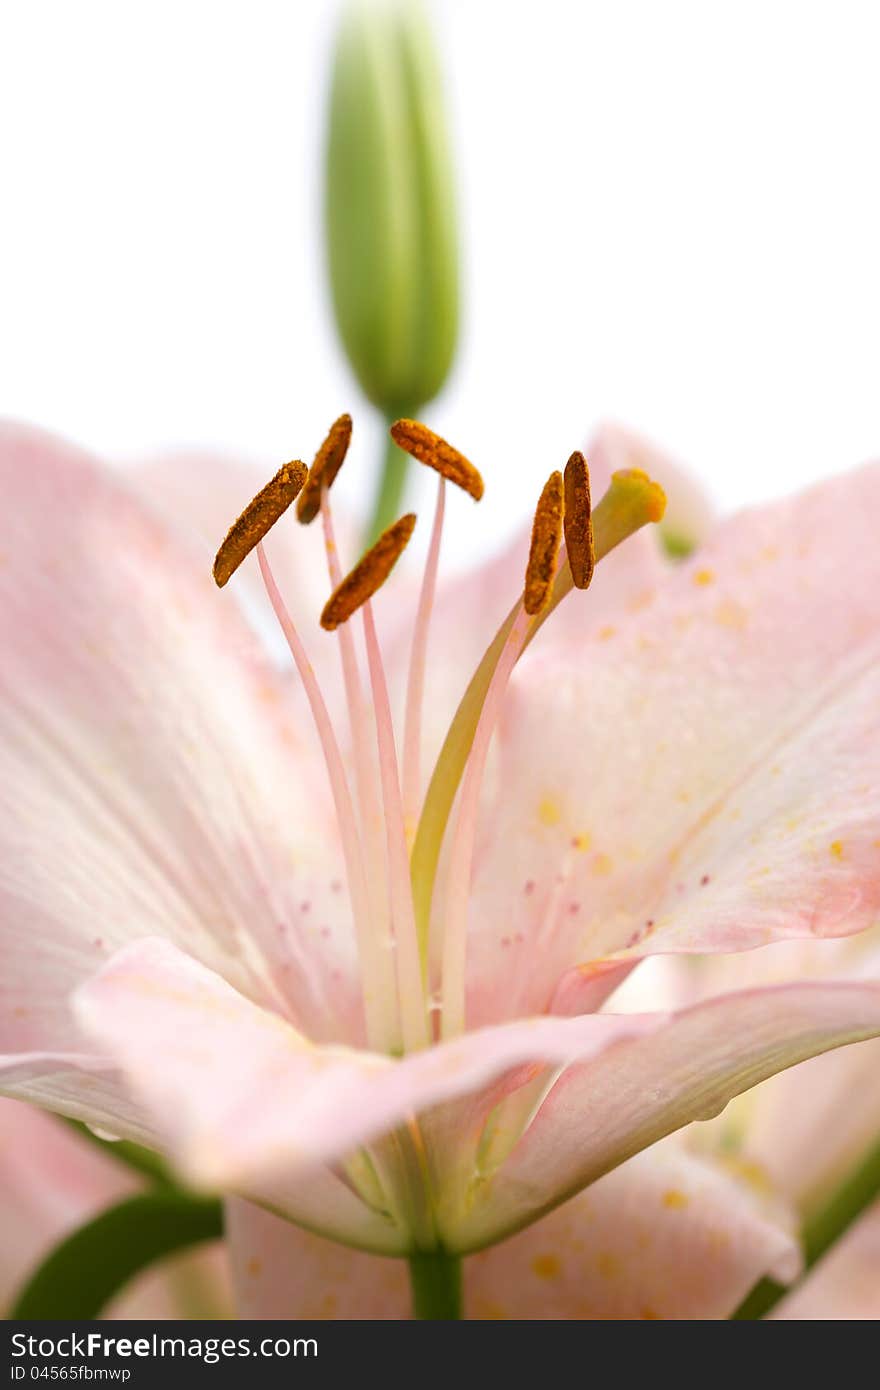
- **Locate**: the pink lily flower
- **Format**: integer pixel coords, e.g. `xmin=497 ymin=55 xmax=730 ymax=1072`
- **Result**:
xmin=2 ymin=415 xmax=880 ymax=1320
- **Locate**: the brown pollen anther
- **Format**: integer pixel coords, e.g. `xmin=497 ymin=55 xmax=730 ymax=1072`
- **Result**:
xmin=524 ymin=470 xmax=564 ymax=615
xmin=296 ymin=414 xmax=354 ymax=525
xmin=390 ymin=419 xmax=484 ymax=501
xmin=321 ymin=513 xmax=417 ymax=630
xmin=212 ymin=460 xmax=308 ymax=587
xmin=563 ymin=450 xmax=595 ymax=590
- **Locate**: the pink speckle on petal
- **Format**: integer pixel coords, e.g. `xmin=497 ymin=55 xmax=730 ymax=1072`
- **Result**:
xmin=524 ymin=880 xmax=535 ymax=896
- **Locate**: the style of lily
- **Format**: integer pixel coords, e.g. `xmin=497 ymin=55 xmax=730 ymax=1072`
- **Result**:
xmin=2 ymin=414 xmax=880 ymax=1321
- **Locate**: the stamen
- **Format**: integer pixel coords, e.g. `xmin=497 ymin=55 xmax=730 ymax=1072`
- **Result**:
xmin=296 ymin=414 xmax=353 ymax=525
xmin=524 ymin=470 xmax=564 ymax=615
xmin=563 ymin=450 xmax=595 ymax=590
xmin=212 ymin=461 xmax=308 ymax=587
xmin=256 ymin=543 xmax=398 ymax=1054
xmin=362 ymin=599 xmax=430 ymax=1053
xmin=390 ymin=419 xmax=484 ymax=501
xmin=402 ymin=477 xmax=446 ymax=840
xmin=321 ymin=514 xmax=416 ymax=631
xmin=320 ymin=490 xmax=397 ymax=1041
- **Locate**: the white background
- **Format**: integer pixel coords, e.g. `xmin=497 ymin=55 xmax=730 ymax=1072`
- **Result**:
xmin=2 ymin=0 xmax=879 ymax=566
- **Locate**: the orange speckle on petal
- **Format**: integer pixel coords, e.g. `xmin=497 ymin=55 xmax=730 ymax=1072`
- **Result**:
xmin=474 ymin=1298 xmax=508 ymax=1319
xmin=245 ymin=1257 xmax=262 ymax=1278
xmin=830 ymin=841 xmax=844 ymax=860
xmin=714 ymin=598 xmax=748 ymax=629
xmin=538 ymin=797 xmax=562 ymax=827
xmin=532 ymin=1254 xmax=561 ymax=1280
xmin=597 ymin=1251 xmax=620 ymax=1279
xmin=641 ymin=1306 xmax=661 ymax=1320
xmin=662 ymin=1189 xmax=689 ymax=1210
xmin=693 ymin=567 xmax=715 ymax=586
xmin=598 ymin=625 xmax=616 ymax=640
xmin=571 ymin=831 xmax=591 ymax=851
xmin=592 ymin=852 xmax=613 ymax=876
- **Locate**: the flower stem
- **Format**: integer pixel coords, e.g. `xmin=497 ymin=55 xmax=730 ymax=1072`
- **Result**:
xmin=732 ymin=1133 xmax=880 ymax=1318
xmin=408 ymin=1250 xmax=462 ymax=1319
xmin=367 ymin=415 xmax=413 ymax=545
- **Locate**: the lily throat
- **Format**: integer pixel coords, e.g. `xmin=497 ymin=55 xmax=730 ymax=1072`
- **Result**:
xmin=213 ymin=416 xmax=666 ymax=1057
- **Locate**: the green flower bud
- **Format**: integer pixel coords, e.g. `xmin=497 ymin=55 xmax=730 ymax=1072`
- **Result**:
xmin=324 ymin=0 xmax=459 ymax=416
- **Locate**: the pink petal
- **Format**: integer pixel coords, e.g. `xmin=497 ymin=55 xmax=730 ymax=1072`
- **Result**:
xmin=463 ymin=1143 xmax=798 ymax=1319
xmin=773 ymin=1201 xmax=880 ymax=1320
xmin=227 ymin=1199 xmax=410 ymax=1318
xmin=467 ymin=461 xmax=880 ymax=1024
xmin=0 ymin=421 xmax=360 ymax=1064
xmin=0 ymin=1099 xmax=133 ymax=1312
xmin=446 ymin=980 xmax=880 ymax=1251
xmin=0 ymin=1099 xmax=230 ymax=1318
xmin=228 ymin=1143 xmax=797 ymax=1320
xmin=73 ymin=937 xmax=660 ymax=1236
xmin=659 ymin=936 xmax=880 ymax=1206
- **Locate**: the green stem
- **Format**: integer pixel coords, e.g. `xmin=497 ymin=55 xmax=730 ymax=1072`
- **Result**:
xmin=732 ymin=1134 xmax=880 ymax=1319
xmin=366 ymin=414 xmax=413 ymax=545
xmin=11 ymin=1192 xmax=223 ymax=1318
xmin=408 ymin=1250 xmax=462 ymax=1319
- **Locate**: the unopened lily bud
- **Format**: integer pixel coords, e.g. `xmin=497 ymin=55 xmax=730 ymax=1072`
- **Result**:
xmin=324 ymin=0 xmax=459 ymax=414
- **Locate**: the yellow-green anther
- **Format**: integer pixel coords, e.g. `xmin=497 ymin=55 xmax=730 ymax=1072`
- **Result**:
xmin=324 ymin=0 xmax=459 ymax=415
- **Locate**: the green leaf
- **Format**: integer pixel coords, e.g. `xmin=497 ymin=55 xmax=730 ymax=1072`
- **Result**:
xmin=11 ymin=1192 xmax=223 ymax=1318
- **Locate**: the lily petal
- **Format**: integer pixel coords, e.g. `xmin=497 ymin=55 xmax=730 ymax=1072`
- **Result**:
xmin=0 ymin=421 xmax=360 ymax=1055
xmin=442 ymin=980 xmax=880 ymax=1250
xmin=660 ymin=936 xmax=880 ymax=1206
xmin=468 ymin=461 xmax=880 ymax=1023
xmin=72 ymin=937 xmax=660 ymax=1227
xmin=773 ymin=1201 xmax=880 ymax=1320
xmin=228 ymin=1142 xmax=797 ymax=1320
xmin=0 ymin=1099 xmax=231 ymax=1318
